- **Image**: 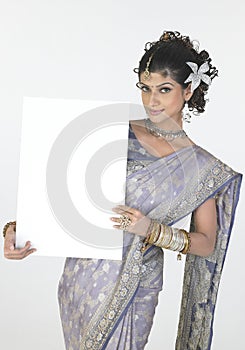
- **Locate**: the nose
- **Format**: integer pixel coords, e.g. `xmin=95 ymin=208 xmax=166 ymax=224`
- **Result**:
xmin=148 ymin=91 xmax=160 ymax=107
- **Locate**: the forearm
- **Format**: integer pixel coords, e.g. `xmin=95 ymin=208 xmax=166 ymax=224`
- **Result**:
xmin=143 ymin=220 xmax=216 ymax=258
xmin=188 ymin=231 xmax=216 ymax=257
xmin=111 ymin=200 xmax=217 ymax=258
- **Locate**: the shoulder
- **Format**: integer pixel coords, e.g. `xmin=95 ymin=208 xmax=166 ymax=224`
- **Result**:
xmin=129 ymin=119 xmax=146 ymax=130
xmin=129 ymin=119 xmax=149 ymax=140
xmin=193 ymin=145 xmax=241 ymax=184
xmin=129 ymin=118 xmax=145 ymax=124
xmin=194 ymin=145 xmax=217 ymax=163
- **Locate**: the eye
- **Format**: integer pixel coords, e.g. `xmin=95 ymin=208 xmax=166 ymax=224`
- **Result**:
xmin=136 ymin=82 xmax=150 ymax=92
xmin=160 ymin=87 xmax=171 ymax=93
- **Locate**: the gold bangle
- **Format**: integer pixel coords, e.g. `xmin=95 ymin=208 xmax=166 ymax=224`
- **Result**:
xmin=163 ymin=226 xmax=174 ymax=249
xmin=180 ymin=229 xmax=191 ymax=255
xmin=143 ymin=220 xmax=154 ymax=244
xmin=154 ymin=224 xmax=165 ymax=246
xmin=3 ymin=221 xmax=16 ymax=238
xmin=148 ymin=221 xmax=161 ymax=244
xmin=141 ymin=219 xmax=155 ymax=252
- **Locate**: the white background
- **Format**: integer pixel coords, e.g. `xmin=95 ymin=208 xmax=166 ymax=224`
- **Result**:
xmin=0 ymin=0 xmax=244 ymax=349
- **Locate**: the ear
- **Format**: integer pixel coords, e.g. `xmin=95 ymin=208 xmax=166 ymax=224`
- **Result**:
xmin=183 ymin=83 xmax=193 ymax=102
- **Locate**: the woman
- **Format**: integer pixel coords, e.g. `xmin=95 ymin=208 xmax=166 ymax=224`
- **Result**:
xmin=4 ymin=31 xmax=242 ymax=349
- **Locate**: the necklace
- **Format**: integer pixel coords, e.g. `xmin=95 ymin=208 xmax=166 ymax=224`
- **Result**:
xmin=144 ymin=118 xmax=187 ymax=141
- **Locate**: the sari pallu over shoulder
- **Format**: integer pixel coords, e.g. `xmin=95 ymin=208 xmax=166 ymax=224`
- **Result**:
xmin=175 ymin=158 xmax=242 ymax=349
xmin=80 ymin=131 xmax=242 ymax=349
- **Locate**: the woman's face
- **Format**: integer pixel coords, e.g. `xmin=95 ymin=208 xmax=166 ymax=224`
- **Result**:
xmin=138 ymin=72 xmax=192 ymax=124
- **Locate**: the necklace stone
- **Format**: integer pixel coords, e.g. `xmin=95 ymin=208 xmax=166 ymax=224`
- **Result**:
xmin=145 ymin=118 xmax=187 ymax=141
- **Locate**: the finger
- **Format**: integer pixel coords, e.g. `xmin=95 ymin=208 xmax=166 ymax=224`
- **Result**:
xmin=111 ymin=208 xmax=124 ymax=215
xmin=116 ymin=205 xmax=145 ymax=218
xmin=111 ymin=207 xmax=133 ymax=216
xmin=112 ymin=224 xmax=123 ymax=230
xmin=17 ymin=241 xmax=33 ymax=254
xmin=22 ymin=248 xmax=37 ymax=258
xmin=110 ymin=213 xmax=134 ymax=226
xmin=110 ymin=216 xmax=127 ymax=223
xmin=112 ymin=205 xmax=136 ymax=214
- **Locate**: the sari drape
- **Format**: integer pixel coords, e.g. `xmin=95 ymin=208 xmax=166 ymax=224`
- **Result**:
xmin=58 ymin=123 xmax=242 ymax=350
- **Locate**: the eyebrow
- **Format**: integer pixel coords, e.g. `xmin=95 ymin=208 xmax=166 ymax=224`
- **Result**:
xmin=140 ymin=82 xmax=175 ymax=88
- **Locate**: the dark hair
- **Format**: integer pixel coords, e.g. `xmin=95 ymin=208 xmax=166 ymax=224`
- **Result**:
xmin=134 ymin=31 xmax=218 ymax=114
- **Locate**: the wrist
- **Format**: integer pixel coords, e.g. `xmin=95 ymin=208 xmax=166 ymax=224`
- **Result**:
xmin=3 ymin=221 xmax=16 ymax=238
xmin=141 ymin=222 xmax=191 ymax=260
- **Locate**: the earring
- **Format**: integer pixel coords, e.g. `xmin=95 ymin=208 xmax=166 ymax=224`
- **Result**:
xmin=182 ymin=102 xmax=191 ymax=123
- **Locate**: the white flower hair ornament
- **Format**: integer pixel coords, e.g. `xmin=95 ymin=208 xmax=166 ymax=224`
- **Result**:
xmin=184 ymin=61 xmax=212 ymax=92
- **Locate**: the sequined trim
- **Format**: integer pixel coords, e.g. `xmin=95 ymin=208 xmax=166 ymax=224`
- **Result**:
xmin=80 ymin=236 xmax=144 ymax=349
xmin=164 ymin=157 xmax=238 ymax=224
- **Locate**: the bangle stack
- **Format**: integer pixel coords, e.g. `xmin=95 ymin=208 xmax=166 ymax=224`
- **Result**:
xmin=141 ymin=220 xmax=191 ymax=260
xmin=3 ymin=221 xmax=16 ymax=238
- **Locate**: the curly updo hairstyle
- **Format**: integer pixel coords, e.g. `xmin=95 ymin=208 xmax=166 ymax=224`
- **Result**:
xmin=134 ymin=31 xmax=218 ymax=115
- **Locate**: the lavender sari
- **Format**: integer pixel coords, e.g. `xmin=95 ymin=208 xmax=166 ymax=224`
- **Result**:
xmin=58 ymin=123 xmax=242 ymax=350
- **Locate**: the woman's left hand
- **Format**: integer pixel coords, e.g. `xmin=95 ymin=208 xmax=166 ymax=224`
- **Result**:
xmin=110 ymin=205 xmax=151 ymax=237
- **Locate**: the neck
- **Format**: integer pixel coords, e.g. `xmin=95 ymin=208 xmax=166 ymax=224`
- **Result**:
xmin=148 ymin=116 xmax=183 ymax=130
xmin=145 ymin=118 xmax=187 ymax=141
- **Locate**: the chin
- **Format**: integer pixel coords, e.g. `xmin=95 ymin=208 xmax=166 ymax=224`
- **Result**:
xmin=147 ymin=113 xmax=169 ymax=124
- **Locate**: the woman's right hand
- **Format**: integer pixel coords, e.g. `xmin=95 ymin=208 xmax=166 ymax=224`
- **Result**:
xmin=4 ymin=223 xmax=36 ymax=260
